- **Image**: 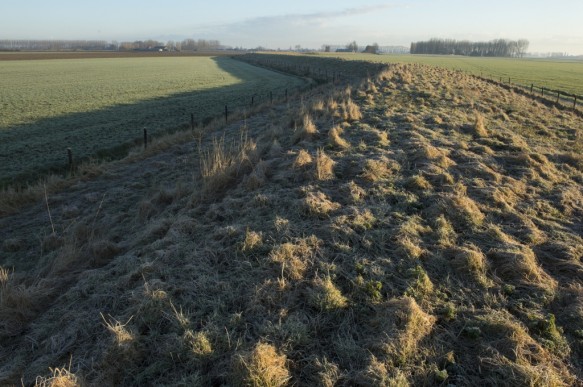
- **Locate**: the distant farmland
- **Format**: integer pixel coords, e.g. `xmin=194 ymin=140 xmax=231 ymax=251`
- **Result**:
xmin=0 ymin=55 xmax=306 ymax=185
xmin=320 ymin=53 xmax=583 ymax=96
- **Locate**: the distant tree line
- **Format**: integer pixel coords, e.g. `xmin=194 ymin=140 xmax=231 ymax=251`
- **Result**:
xmin=410 ymin=38 xmax=529 ymax=57
xmin=0 ymin=38 xmax=223 ymax=52
xmin=0 ymin=40 xmax=114 ymax=51
xmin=119 ymin=39 xmax=222 ymax=51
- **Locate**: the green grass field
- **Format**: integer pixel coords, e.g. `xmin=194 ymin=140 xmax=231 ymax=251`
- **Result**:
xmin=319 ymin=53 xmax=583 ymax=96
xmin=0 ymin=56 xmax=306 ymax=185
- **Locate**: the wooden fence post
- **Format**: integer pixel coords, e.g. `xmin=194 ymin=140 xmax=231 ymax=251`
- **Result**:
xmin=67 ymin=148 xmax=73 ymax=168
xmin=556 ymin=91 xmax=560 ymax=104
xmin=574 ymin=96 xmax=578 ymax=110
xmin=530 ymin=84 xmax=534 ymax=94
xmin=251 ymin=95 xmax=254 ymax=106
xmin=541 ymin=87 xmax=545 ymax=97
xmin=143 ymin=128 xmax=148 ymax=149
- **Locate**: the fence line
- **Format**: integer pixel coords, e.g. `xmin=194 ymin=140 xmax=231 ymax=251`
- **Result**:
xmin=461 ymin=67 xmax=582 ymax=112
xmin=471 ymin=72 xmax=582 ymax=115
xmin=61 ymin=79 xmax=316 ymax=174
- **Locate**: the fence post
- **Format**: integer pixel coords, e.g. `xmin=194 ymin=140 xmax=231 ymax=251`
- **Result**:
xmin=574 ymin=96 xmax=577 ymax=110
xmin=251 ymin=95 xmax=254 ymax=106
xmin=225 ymin=105 xmax=228 ymax=123
xmin=530 ymin=84 xmax=533 ymax=94
xmin=143 ymin=128 xmax=148 ymax=149
xmin=541 ymin=87 xmax=545 ymax=97
xmin=190 ymin=113 xmax=194 ymax=131
xmin=556 ymin=91 xmax=560 ymax=104
xmin=67 ymin=148 xmax=73 ymax=168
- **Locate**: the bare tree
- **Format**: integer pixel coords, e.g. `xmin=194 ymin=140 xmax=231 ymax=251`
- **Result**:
xmin=346 ymin=41 xmax=358 ymax=52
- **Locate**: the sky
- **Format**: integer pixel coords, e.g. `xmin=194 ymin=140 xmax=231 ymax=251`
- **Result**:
xmin=1 ymin=0 xmax=582 ymax=54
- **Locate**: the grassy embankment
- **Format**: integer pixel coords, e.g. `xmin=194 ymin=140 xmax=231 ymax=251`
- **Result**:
xmin=0 ymin=56 xmax=307 ymax=186
xmin=320 ymin=52 xmax=583 ymax=96
xmin=0 ymin=54 xmax=582 ymax=385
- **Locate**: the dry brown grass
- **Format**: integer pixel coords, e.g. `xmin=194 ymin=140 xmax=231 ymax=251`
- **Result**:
xmin=314 ymin=149 xmax=335 ymax=180
xmin=309 ymin=277 xmax=348 ymax=311
xmin=270 ymin=236 xmax=321 ymax=281
xmin=361 ymin=158 xmax=395 ymax=182
xmin=301 ymin=190 xmax=340 ymax=218
xmin=200 ymin=133 xmax=257 ymax=196
xmin=472 ymin=112 xmax=489 ymax=137
xmin=232 ymin=343 xmax=291 ymax=386
xmin=293 ymin=114 xmax=319 ymax=143
xmin=2 ymin=57 xmax=582 ymax=386
xmin=328 ymin=125 xmax=350 ymax=150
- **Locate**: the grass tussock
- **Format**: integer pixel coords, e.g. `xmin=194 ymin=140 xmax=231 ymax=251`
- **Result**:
xmin=328 ymin=126 xmax=350 ymax=150
xmin=200 ymin=133 xmax=257 ymax=196
xmin=344 ymin=99 xmax=363 ymax=122
xmin=270 ymin=236 xmax=321 ymax=280
xmin=301 ymin=190 xmax=340 ymax=218
xmin=293 ymin=115 xmax=319 ymax=143
xmin=309 ymin=277 xmax=348 ymax=311
xmin=233 ymin=343 xmax=291 ymax=387
xmin=361 ymin=158 xmax=396 ymax=182
xmin=315 ymin=149 xmax=335 ymax=180
xmin=472 ymin=112 xmax=489 ymax=137
xmin=34 ymin=366 xmax=83 ymax=387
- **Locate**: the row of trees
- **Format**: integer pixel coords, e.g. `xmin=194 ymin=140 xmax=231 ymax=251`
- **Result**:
xmin=410 ymin=38 xmax=529 ymax=57
xmin=0 ymin=39 xmax=223 ymax=52
xmin=0 ymin=40 xmax=114 ymax=51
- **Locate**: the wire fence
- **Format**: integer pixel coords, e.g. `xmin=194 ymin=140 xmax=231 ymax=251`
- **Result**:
xmin=471 ymin=72 xmax=582 ymax=114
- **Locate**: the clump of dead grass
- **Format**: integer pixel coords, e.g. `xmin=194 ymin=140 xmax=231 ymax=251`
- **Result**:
xmin=315 ymin=149 xmax=335 ymax=180
xmin=361 ymin=158 xmax=396 ymax=182
xmin=472 ymin=112 xmax=489 ymax=137
xmin=199 ymin=134 xmax=257 ymax=196
xmin=450 ymin=244 xmax=491 ymax=286
xmin=309 ymin=277 xmax=348 ymax=311
xmin=379 ymin=297 xmax=436 ymax=365
xmin=293 ymin=115 xmax=319 ymax=143
xmin=328 ymin=126 xmax=350 ymax=150
xmin=270 ymin=236 xmax=322 ymax=280
xmin=340 ymin=99 xmax=362 ymax=122
xmin=487 ymin=242 xmax=557 ymax=291
xmin=35 ymin=366 xmax=83 ymax=387
xmin=301 ymin=190 xmax=340 ymax=218
xmin=232 ymin=342 xmax=291 ymax=386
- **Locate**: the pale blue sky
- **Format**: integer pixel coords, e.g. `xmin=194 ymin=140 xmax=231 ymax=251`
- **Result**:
xmin=1 ymin=0 xmax=582 ymax=54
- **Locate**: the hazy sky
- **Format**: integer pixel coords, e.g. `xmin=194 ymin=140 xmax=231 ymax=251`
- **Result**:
xmin=2 ymin=0 xmax=582 ymax=54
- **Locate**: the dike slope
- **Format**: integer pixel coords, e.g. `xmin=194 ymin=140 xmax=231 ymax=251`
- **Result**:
xmin=1 ymin=62 xmax=582 ymax=386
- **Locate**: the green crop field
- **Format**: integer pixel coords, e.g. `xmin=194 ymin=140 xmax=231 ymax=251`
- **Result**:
xmin=0 ymin=56 xmax=306 ymax=185
xmin=319 ymin=53 xmax=583 ymax=96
